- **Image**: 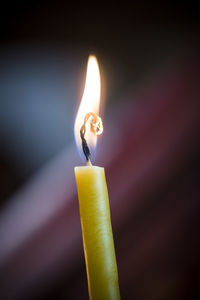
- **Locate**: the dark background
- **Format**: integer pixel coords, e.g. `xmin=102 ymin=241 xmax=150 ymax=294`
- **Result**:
xmin=1 ymin=2 xmax=199 ymax=200
xmin=0 ymin=2 xmax=200 ymax=300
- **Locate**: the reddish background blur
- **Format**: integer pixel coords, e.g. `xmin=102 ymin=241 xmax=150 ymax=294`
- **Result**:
xmin=0 ymin=2 xmax=200 ymax=300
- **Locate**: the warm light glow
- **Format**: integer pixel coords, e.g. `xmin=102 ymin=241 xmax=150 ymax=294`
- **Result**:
xmin=74 ymin=55 xmax=101 ymax=159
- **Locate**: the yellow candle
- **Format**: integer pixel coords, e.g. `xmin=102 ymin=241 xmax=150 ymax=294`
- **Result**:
xmin=74 ymin=55 xmax=120 ymax=300
xmin=75 ymin=165 xmax=120 ymax=300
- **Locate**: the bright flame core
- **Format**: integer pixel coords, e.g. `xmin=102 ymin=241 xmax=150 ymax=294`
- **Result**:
xmin=74 ymin=55 xmax=102 ymax=159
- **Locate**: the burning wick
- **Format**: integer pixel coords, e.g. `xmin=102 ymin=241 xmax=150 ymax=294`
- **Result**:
xmin=80 ymin=112 xmax=103 ymax=164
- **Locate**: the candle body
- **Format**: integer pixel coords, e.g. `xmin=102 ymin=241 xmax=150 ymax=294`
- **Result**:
xmin=74 ymin=166 xmax=120 ymax=300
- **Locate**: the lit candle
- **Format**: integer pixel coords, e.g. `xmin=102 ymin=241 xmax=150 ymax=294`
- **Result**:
xmin=74 ymin=56 xmax=121 ymax=300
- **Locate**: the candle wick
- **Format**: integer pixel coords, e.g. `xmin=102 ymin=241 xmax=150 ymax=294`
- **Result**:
xmin=80 ymin=123 xmax=91 ymax=163
xmin=80 ymin=112 xmax=103 ymax=165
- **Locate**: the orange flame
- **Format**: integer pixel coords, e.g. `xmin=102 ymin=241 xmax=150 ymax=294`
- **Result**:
xmin=74 ymin=55 xmax=102 ymax=157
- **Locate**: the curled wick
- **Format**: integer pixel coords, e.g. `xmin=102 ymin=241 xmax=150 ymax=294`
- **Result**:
xmin=80 ymin=112 xmax=103 ymax=163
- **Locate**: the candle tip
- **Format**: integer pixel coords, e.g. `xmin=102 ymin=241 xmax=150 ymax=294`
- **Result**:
xmin=86 ymin=159 xmax=92 ymax=166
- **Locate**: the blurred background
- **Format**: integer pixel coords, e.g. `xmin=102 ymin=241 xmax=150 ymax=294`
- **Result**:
xmin=0 ymin=2 xmax=200 ymax=300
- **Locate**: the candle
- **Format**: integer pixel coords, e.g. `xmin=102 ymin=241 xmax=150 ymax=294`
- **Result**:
xmin=74 ymin=56 xmax=120 ymax=300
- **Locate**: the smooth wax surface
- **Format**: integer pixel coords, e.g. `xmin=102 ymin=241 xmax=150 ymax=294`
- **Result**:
xmin=75 ymin=166 xmax=120 ymax=300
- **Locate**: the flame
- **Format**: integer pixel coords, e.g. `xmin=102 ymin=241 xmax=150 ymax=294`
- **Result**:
xmin=74 ymin=55 xmax=102 ymax=159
